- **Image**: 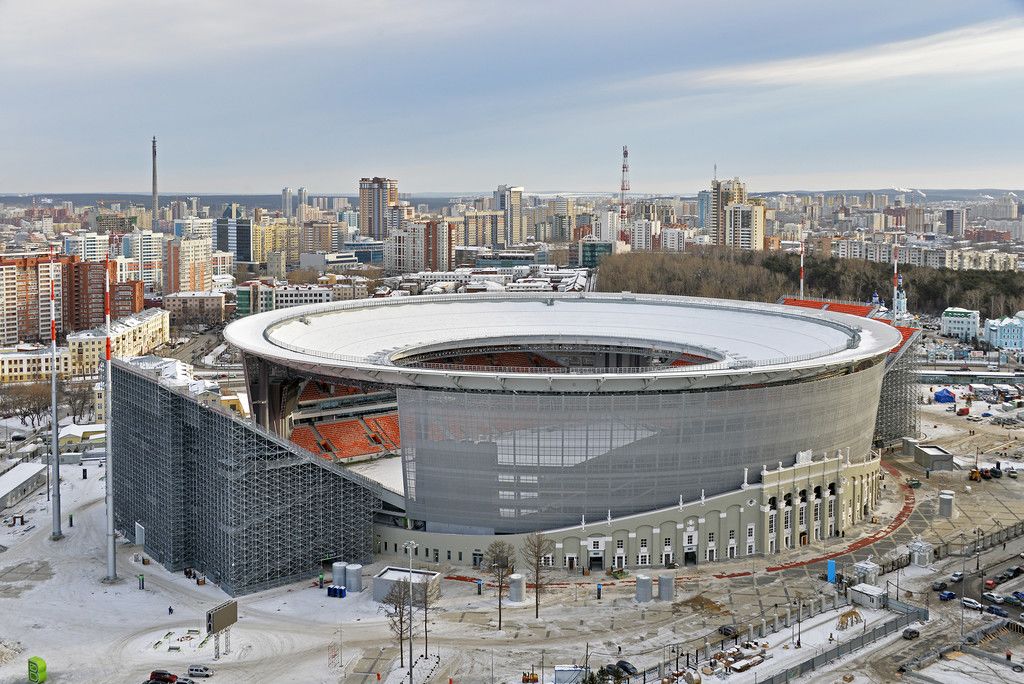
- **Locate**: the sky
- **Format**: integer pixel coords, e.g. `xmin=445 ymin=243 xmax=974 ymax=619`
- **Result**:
xmin=1 ymin=0 xmax=1023 ymax=195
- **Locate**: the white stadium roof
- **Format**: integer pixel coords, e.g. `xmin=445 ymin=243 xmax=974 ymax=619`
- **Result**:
xmin=225 ymin=292 xmax=903 ymax=393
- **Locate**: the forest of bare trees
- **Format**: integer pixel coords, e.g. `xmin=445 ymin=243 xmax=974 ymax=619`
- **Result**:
xmin=596 ymin=247 xmax=1024 ymax=319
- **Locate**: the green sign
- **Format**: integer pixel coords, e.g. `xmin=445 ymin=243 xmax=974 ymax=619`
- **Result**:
xmin=28 ymin=656 xmax=47 ymax=683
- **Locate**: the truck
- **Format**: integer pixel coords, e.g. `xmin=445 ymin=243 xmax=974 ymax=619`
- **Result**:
xmin=957 ymin=407 xmax=970 ymax=416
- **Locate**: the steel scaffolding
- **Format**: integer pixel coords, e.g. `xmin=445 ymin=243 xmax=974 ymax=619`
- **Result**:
xmin=111 ymin=361 xmax=383 ymax=596
xmin=874 ymin=335 xmax=920 ymax=447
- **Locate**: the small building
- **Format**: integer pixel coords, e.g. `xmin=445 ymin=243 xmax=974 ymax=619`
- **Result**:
xmin=0 ymin=462 xmax=48 ymax=509
xmin=940 ymin=307 xmax=980 ymax=341
xmin=904 ymin=440 xmax=955 ymax=471
xmin=850 ymin=582 xmax=887 ymax=609
xmin=58 ymin=423 xmax=106 ymax=448
xmin=371 ymin=566 xmax=441 ymax=603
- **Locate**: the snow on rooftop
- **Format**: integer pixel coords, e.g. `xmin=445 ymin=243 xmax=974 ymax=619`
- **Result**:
xmin=346 ymin=455 xmax=404 ymax=495
xmin=0 ymin=462 xmax=47 ymax=500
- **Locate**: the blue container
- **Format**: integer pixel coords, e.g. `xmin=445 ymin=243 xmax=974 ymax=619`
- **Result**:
xmin=327 ymin=585 xmax=338 ymax=597
xmin=339 ymin=585 xmax=347 ymax=598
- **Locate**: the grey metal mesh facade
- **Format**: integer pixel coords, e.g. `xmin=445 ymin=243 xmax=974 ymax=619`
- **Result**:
xmin=111 ymin=361 xmax=382 ymax=596
xmin=874 ymin=338 xmax=920 ymax=446
xmin=399 ymin=360 xmax=887 ymax=534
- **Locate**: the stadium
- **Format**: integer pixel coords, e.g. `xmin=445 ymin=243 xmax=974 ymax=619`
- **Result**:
xmin=113 ymin=292 xmax=916 ymax=593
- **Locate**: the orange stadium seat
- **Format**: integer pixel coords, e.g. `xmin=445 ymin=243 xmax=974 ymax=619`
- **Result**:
xmin=317 ymin=419 xmax=384 ymax=459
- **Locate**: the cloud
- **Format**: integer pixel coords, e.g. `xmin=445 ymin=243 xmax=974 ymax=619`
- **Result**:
xmin=0 ymin=0 xmax=498 ymax=72
xmin=617 ymin=18 xmax=1024 ymax=91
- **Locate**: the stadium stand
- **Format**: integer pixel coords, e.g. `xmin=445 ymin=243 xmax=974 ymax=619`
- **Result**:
xmin=317 ymin=419 xmax=384 ymax=460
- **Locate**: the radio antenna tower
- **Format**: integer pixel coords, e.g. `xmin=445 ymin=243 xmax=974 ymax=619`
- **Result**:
xmin=49 ymin=245 xmax=63 ymax=541
xmin=619 ymin=146 xmax=630 ymax=242
xmin=104 ymin=256 xmax=116 ymax=579
xmin=799 ymin=223 xmax=806 ymax=299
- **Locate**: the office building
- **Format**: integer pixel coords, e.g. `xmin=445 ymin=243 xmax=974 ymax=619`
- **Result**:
xmin=214 ymin=217 xmax=254 ymax=264
xmin=944 ymin=208 xmax=967 ymax=236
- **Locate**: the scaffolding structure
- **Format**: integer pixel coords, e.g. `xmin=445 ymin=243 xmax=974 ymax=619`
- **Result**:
xmin=111 ymin=361 xmax=383 ymax=596
xmin=874 ymin=335 xmax=921 ymax=447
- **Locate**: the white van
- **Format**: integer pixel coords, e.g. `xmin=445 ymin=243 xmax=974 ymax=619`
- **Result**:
xmin=188 ymin=665 xmax=213 ymax=678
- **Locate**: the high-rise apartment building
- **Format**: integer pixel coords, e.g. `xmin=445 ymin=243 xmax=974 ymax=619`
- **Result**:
xmin=724 ymin=203 xmax=766 ymax=251
xmin=383 ymin=220 xmax=458 ymax=275
xmin=0 ymin=253 xmax=65 ymax=345
xmin=494 ymin=185 xmax=524 ymax=246
xmin=174 ymin=217 xmax=215 ymax=241
xmin=300 ymin=221 xmax=337 ymax=255
xmin=461 ymin=210 xmax=505 ymax=247
xmin=296 ymin=187 xmax=309 ymax=224
xmin=709 ymin=178 xmax=747 ymax=246
xmin=63 ymin=232 xmax=110 ymax=262
xmin=66 ymin=260 xmax=144 ymax=332
xmin=358 ymin=177 xmax=399 ymax=240
xmin=697 ymin=190 xmax=711 ymax=229
xmin=281 ymin=188 xmax=293 ymax=220
xmin=121 ymin=230 xmax=166 ymax=292
xmin=164 ymin=236 xmax=213 ymax=294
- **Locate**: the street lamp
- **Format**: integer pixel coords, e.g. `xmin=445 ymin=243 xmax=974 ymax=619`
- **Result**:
xmin=403 ymin=540 xmax=418 ymax=684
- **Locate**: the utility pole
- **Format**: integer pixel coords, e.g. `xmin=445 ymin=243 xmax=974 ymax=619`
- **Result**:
xmin=404 ymin=540 xmax=418 ymax=684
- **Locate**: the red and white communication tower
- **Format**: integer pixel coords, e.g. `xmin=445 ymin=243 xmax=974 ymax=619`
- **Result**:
xmin=618 ymin=145 xmax=630 ymax=243
xmin=104 ymin=256 xmax=116 ymax=579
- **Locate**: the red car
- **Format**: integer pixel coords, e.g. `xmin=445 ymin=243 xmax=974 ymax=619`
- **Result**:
xmin=149 ymin=672 xmax=177 ymax=683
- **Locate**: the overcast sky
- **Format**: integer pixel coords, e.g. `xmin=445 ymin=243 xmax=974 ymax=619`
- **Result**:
xmin=1 ymin=0 xmax=1022 ymax=195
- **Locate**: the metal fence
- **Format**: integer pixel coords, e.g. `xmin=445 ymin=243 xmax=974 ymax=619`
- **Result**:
xmin=756 ymin=603 xmax=928 ymax=684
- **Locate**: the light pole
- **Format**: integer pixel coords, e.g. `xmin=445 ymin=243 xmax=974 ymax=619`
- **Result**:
xmin=404 ymin=540 xmax=418 ymax=684
xmin=958 ymin=533 xmax=967 ymax=637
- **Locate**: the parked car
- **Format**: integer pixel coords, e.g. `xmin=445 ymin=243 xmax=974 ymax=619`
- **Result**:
xmin=1009 ymin=566 xmax=1023 ymax=578
xmin=1005 ymin=595 xmax=1022 ymax=607
xmin=992 ymin=468 xmax=1004 ymax=479
xmin=616 ymin=660 xmax=639 ymax=676
xmin=982 ymin=412 xmax=993 ymax=417
xmin=932 ymin=581 xmax=948 ymax=591
xmin=187 ymin=666 xmax=213 ymax=678
xmin=982 ymin=591 xmax=1005 ymax=604
xmin=902 ymin=628 xmax=920 ymax=640
xmin=1010 ymin=470 xmax=1019 ymax=479
xmin=981 ymin=469 xmax=993 ymax=480
xmin=987 ymin=605 xmax=1010 ymax=617
xmin=950 ymin=571 xmax=965 ymax=583
xmin=985 ymin=578 xmax=998 ymax=589
xmin=938 ymin=591 xmax=957 ymax=601
xmin=963 ymin=597 xmax=983 ymax=610
xmin=176 ymin=679 xmax=195 ymax=684
xmin=148 ymin=673 xmax=177 ymax=684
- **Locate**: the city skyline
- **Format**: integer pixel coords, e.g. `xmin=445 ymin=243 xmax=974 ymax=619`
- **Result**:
xmin=2 ymin=1 xmax=1023 ymax=194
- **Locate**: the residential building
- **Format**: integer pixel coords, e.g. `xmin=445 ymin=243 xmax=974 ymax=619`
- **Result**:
xmin=709 ymin=177 xmax=747 ymax=246
xmin=63 ymin=232 xmax=109 ymax=262
xmin=940 ymin=307 xmax=980 ymax=341
xmin=67 ymin=308 xmax=170 ymax=376
xmin=164 ymin=291 xmax=226 ymax=327
xmin=494 ymin=185 xmax=524 ymax=245
xmin=210 ymin=250 xmax=235 ymax=277
xmin=628 ymin=219 xmax=661 ymax=251
xmin=724 ymin=203 xmax=766 ymax=250
xmin=300 ymin=221 xmax=336 ymax=254
xmin=267 ymin=251 xmax=287 ymax=280
xmin=359 ymin=177 xmax=399 ymax=240
xmin=281 ymin=187 xmax=293 ymax=220
xmin=164 ymin=236 xmax=213 ymax=294
xmin=383 ymin=220 xmax=458 ymax=275
xmin=67 ymin=260 xmax=143 ymax=332
xmin=173 ymin=217 xmax=215 ymax=241
xmin=121 ymin=230 xmax=165 ymax=292
xmin=462 ymin=210 xmax=505 ymax=247
xmin=0 ymin=344 xmax=71 ymax=383
xmin=0 ymin=252 xmax=66 ymax=345
xmin=296 ymin=187 xmax=308 ymax=224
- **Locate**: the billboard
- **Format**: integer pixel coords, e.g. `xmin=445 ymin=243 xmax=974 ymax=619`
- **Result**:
xmin=206 ymin=599 xmax=238 ymax=634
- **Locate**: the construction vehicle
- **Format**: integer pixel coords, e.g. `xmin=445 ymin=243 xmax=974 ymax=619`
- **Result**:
xmin=969 ymin=469 xmax=982 ymax=481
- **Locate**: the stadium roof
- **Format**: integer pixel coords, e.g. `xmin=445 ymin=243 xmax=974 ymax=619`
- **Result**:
xmin=225 ymin=293 xmax=903 ymax=393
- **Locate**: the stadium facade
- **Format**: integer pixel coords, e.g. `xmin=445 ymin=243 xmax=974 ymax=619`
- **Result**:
xmin=113 ymin=292 xmax=915 ymax=593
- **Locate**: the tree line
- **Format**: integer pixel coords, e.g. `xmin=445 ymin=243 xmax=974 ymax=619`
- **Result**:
xmin=0 ymin=380 xmax=95 ymax=429
xmin=596 ymin=246 xmax=1024 ymax=318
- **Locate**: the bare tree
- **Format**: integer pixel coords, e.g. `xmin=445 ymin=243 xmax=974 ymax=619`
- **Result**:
xmin=421 ymin=577 xmax=441 ymax=657
xmin=9 ymin=382 xmax=51 ymax=428
xmin=379 ymin=580 xmax=413 ymax=668
xmin=62 ymin=380 xmax=94 ymax=423
xmin=483 ymin=540 xmax=516 ymax=631
xmin=520 ymin=532 xmax=555 ymax=619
